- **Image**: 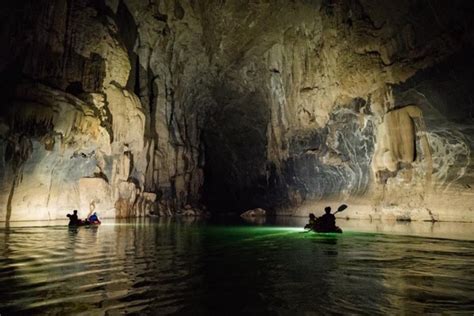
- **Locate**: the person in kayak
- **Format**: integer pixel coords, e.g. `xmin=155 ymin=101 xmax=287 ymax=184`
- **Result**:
xmin=318 ymin=206 xmax=336 ymax=232
xmin=304 ymin=206 xmax=342 ymax=233
xmin=87 ymin=212 xmax=101 ymax=224
xmin=67 ymin=210 xmax=81 ymax=226
xmin=304 ymin=213 xmax=317 ymax=229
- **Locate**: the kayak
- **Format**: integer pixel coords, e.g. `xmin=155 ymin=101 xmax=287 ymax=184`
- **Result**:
xmin=69 ymin=220 xmax=101 ymax=227
xmin=312 ymin=226 xmax=343 ymax=234
xmin=304 ymin=223 xmax=343 ymax=233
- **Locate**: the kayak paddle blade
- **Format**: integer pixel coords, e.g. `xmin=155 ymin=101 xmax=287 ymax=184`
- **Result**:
xmin=337 ymin=204 xmax=348 ymax=213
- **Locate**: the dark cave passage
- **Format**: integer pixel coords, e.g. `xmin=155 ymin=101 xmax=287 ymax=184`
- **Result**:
xmin=201 ymin=88 xmax=270 ymax=213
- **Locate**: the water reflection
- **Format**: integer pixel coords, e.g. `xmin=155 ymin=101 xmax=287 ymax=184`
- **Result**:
xmin=1 ymin=219 xmax=474 ymax=314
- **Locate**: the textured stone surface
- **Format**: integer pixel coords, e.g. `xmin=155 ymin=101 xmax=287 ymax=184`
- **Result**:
xmin=0 ymin=0 xmax=473 ymax=222
xmin=241 ymin=208 xmax=267 ymax=218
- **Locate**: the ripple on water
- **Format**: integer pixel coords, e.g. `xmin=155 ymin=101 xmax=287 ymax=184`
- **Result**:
xmin=1 ymin=221 xmax=474 ymax=314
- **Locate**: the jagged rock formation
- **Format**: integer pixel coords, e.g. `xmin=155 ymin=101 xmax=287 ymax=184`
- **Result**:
xmin=0 ymin=0 xmax=473 ymax=222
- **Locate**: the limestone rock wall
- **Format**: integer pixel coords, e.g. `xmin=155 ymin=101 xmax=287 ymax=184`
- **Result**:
xmin=193 ymin=0 xmax=474 ymax=221
xmin=0 ymin=0 xmax=473 ymax=222
xmin=0 ymin=0 xmax=155 ymax=221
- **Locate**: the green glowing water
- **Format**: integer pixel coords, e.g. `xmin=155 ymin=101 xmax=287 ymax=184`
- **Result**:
xmin=1 ymin=219 xmax=474 ymax=314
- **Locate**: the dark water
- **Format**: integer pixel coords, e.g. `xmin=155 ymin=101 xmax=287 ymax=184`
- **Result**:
xmin=1 ymin=219 xmax=474 ymax=315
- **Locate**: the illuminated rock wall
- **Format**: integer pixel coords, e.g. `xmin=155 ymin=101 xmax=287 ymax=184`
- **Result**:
xmin=0 ymin=1 xmax=156 ymax=221
xmin=0 ymin=0 xmax=473 ymax=221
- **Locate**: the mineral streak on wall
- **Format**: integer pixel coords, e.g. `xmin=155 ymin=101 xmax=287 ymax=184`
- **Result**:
xmin=0 ymin=0 xmax=473 ymax=222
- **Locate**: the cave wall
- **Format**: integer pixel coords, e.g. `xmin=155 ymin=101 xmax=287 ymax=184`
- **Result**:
xmin=0 ymin=0 xmax=473 ymax=221
xmin=0 ymin=0 xmax=155 ymax=221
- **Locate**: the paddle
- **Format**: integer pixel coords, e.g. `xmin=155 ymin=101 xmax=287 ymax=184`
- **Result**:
xmin=333 ymin=204 xmax=348 ymax=215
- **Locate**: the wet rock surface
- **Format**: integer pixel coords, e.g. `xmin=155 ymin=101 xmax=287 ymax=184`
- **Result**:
xmin=0 ymin=0 xmax=473 ymax=221
xmin=241 ymin=208 xmax=267 ymax=218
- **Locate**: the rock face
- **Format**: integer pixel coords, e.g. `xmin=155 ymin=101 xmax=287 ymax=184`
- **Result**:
xmin=0 ymin=0 xmax=473 ymax=222
xmin=241 ymin=208 xmax=267 ymax=218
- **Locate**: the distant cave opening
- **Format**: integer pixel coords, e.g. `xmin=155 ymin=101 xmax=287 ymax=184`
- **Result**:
xmin=201 ymin=88 xmax=271 ymax=214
